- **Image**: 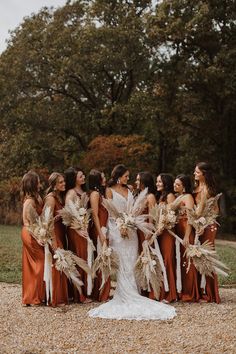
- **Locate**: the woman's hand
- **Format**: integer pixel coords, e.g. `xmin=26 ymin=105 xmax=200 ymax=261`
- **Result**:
xmin=99 ymin=234 xmax=107 ymax=246
xmin=183 ymin=235 xmax=190 ymax=248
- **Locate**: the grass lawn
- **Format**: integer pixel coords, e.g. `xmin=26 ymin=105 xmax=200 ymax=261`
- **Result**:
xmin=0 ymin=225 xmax=235 ymax=286
xmin=0 ymin=225 xmax=22 ymax=283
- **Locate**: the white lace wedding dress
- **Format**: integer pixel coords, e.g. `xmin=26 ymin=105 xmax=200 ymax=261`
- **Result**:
xmin=88 ymin=189 xmax=176 ymax=320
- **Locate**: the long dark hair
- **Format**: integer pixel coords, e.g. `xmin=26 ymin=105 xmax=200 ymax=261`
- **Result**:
xmin=195 ymin=162 xmax=217 ymax=196
xmin=138 ymin=171 xmax=156 ymax=195
xmin=157 ymin=173 xmax=174 ymax=203
xmin=64 ymin=167 xmax=86 ymax=192
xmin=88 ymin=169 xmax=105 ymax=196
xmin=175 ymin=174 xmax=192 ymax=194
xmin=21 ymin=171 xmax=40 ymax=204
xmin=108 ymin=164 xmax=128 ymax=187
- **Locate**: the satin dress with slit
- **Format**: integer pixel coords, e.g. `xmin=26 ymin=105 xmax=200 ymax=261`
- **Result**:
xmin=67 ymin=192 xmax=89 ymax=302
xmin=193 ymin=191 xmax=220 ymax=303
xmin=21 ymin=200 xmax=45 ymax=305
xmin=176 ymin=206 xmax=200 ymax=302
xmin=89 ymin=194 xmax=111 ymax=302
xmin=46 ymin=193 xmax=69 ymax=306
xmin=157 ymin=202 xmax=177 ymax=303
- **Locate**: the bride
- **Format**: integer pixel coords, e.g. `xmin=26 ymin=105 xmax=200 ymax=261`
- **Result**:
xmin=88 ymin=165 xmax=176 ymax=320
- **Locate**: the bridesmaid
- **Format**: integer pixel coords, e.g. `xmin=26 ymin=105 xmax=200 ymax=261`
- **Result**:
xmin=44 ymin=172 xmax=68 ymax=306
xmin=193 ymin=162 xmax=220 ymax=303
xmin=135 ymin=172 xmax=156 ymax=252
xmin=21 ymin=171 xmax=45 ymax=305
xmin=64 ymin=167 xmax=91 ymax=303
xmin=89 ymin=169 xmax=111 ymax=302
xmin=174 ymin=174 xmax=200 ymax=302
xmin=156 ymin=174 xmax=177 ymax=303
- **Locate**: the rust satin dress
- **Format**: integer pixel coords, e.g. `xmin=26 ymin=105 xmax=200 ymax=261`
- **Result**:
xmin=21 ymin=201 xmax=45 ymax=305
xmin=90 ymin=195 xmax=111 ymax=302
xmin=158 ymin=230 xmax=177 ymax=302
xmin=67 ymin=193 xmax=89 ymax=302
xmin=48 ymin=194 xmax=69 ymax=306
xmin=193 ymin=191 xmax=220 ymax=303
xmin=176 ymin=207 xmax=200 ymax=302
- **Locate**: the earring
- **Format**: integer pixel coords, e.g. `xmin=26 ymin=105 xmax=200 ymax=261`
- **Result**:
xmin=183 ymin=188 xmax=186 ymax=193
xmin=117 ymin=178 xmax=121 ymax=184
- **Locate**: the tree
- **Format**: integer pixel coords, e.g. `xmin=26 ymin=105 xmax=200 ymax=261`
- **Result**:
xmin=80 ymin=134 xmax=157 ymax=176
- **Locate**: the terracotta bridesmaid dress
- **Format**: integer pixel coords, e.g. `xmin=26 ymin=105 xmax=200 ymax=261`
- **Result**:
xmin=158 ymin=227 xmax=177 ymax=303
xmin=193 ymin=191 xmax=220 ymax=303
xmin=176 ymin=205 xmax=200 ymax=302
xmin=90 ymin=195 xmax=111 ymax=302
xmin=45 ymin=193 xmax=69 ymax=306
xmin=21 ymin=199 xmax=45 ymax=305
xmin=67 ymin=193 xmax=89 ymax=302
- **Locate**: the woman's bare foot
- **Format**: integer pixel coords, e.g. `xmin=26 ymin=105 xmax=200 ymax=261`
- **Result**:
xmin=82 ymin=298 xmax=93 ymax=304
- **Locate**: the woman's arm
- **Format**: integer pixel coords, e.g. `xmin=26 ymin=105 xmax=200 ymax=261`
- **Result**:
xmin=23 ymin=199 xmax=36 ymax=226
xmin=44 ymin=195 xmax=57 ymax=250
xmin=147 ymin=193 xmax=156 ymax=223
xmin=183 ymin=194 xmax=194 ymax=247
xmin=90 ymin=191 xmax=107 ymax=245
xmin=65 ymin=189 xmax=76 ymax=205
xmin=167 ymin=193 xmax=176 ymax=204
xmin=105 ymin=187 xmax=113 ymax=200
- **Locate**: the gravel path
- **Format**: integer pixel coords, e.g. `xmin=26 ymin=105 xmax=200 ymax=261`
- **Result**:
xmin=0 ymin=283 xmax=235 ymax=354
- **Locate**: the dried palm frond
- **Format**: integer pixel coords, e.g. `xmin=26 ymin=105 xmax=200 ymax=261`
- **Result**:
xmin=80 ymin=192 xmax=89 ymax=208
xmin=186 ymin=193 xmax=222 ymax=237
xmin=102 ymin=199 xmax=121 ymax=219
xmin=128 ymin=188 xmax=148 ymax=216
xmin=27 ymin=205 xmax=54 ymax=246
xmin=103 ymin=190 xmax=153 ymax=239
xmin=58 ymin=199 xmax=91 ymax=236
xmin=184 ymin=240 xmax=229 ymax=277
xmin=169 ymin=194 xmax=186 ymax=211
xmin=54 ymin=248 xmax=91 ymax=294
xmin=150 ymin=203 xmax=178 ymax=237
xmin=92 ymin=243 xmax=119 ymax=291
xmin=134 ymin=241 xmax=163 ymax=299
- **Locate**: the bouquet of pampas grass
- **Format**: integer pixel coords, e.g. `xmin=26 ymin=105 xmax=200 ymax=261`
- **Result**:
xmin=103 ymin=188 xmax=154 ymax=239
xmin=54 ymin=248 xmax=92 ymax=294
xmin=149 ymin=199 xmax=182 ymax=239
xmin=59 ymin=193 xmax=91 ymax=237
xmin=184 ymin=240 xmax=229 ymax=277
xmin=134 ymin=240 xmax=163 ymax=299
xmin=186 ymin=193 xmax=222 ymax=237
xmin=59 ymin=193 xmax=95 ymax=295
xmin=92 ymin=243 xmax=119 ymax=291
xmin=168 ymin=231 xmax=229 ymax=278
xmin=27 ymin=205 xmax=54 ymax=246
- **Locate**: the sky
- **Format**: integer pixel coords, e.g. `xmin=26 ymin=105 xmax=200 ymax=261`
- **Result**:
xmin=0 ymin=0 xmax=67 ymax=53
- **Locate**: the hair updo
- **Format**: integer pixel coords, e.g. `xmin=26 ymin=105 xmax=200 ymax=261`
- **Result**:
xmin=108 ymin=164 xmax=128 ymax=187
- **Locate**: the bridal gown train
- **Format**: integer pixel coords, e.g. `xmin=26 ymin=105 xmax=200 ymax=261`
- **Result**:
xmin=88 ymin=189 xmax=176 ymax=320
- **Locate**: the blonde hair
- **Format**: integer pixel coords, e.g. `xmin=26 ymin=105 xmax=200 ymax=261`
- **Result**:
xmin=46 ymin=172 xmax=64 ymax=195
